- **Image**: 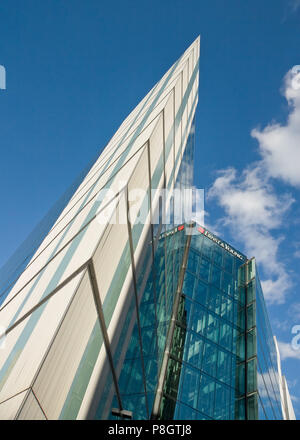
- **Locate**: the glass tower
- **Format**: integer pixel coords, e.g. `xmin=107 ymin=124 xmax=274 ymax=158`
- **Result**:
xmin=0 ymin=38 xmax=200 ymax=419
xmin=0 ymin=36 xmax=294 ymax=420
xmin=108 ymin=221 xmax=295 ymax=420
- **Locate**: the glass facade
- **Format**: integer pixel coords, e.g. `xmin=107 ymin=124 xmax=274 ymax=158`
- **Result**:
xmin=99 ymin=117 xmax=196 ymax=420
xmin=255 ymin=268 xmax=283 ymax=419
xmin=107 ymin=223 xmax=289 ymax=420
xmin=162 ymin=231 xmax=246 ymax=420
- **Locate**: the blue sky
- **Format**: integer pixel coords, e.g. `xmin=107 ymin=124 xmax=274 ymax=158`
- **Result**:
xmin=0 ymin=0 xmax=300 ymax=418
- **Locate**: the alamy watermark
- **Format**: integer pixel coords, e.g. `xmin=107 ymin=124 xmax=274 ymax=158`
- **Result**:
xmin=0 ymin=65 xmax=6 ymax=90
xmin=291 ymin=325 xmax=300 ymax=351
xmin=95 ymin=185 xmax=205 ymax=235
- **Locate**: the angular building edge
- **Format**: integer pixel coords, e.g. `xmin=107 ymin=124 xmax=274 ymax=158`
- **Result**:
xmin=0 ymin=37 xmax=200 ymax=419
xmin=274 ymin=336 xmax=296 ymax=420
xmin=0 ymin=35 xmax=296 ymax=420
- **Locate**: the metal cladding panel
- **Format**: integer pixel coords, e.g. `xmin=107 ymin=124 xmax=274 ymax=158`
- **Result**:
xmin=48 ymin=49 xmax=191 ymax=240
xmin=79 ymin=147 xmax=154 ymax=418
xmin=93 ymin=192 xmax=131 ymax=306
xmin=182 ymin=62 xmax=188 ymax=144
xmin=174 ymin=75 xmax=183 ymax=167
xmin=32 ymin=114 xmax=158 ymax=255
xmin=0 ymin=390 xmax=28 ymax=420
xmin=1 ymin=147 xmax=145 ymax=324
xmin=0 ymin=37 xmax=200 ymax=419
xmin=0 ymin=272 xmax=83 ymax=406
xmin=181 ymin=105 xmax=194 ymax=163
xmin=282 ymin=376 xmax=296 ymax=420
xmin=76 ymin=268 xmax=138 ymax=419
xmin=108 ymin=93 xmax=168 ymax=156
xmin=273 ymin=336 xmax=297 ymax=420
xmin=0 ymin=244 xmax=76 ymax=328
xmin=17 ymin=390 xmax=46 ymax=420
xmin=164 ymin=92 xmax=175 ymax=190
xmin=29 ymin=270 xmax=99 ymax=419
xmin=188 ymin=48 xmax=194 ymax=113
xmin=149 ymin=115 xmax=166 ymax=236
xmin=14 ymin=138 xmax=146 ymax=281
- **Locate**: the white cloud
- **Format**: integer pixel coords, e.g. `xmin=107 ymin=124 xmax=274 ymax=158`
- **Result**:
xmin=261 ymin=272 xmax=292 ymax=304
xmin=208 ymin=67 xmax=300 ymax=304
xmin=251 ymin=66 xmax=300 ymax=187
xmin=278 ymin=340 xmax=300 ymax=361
xmin=208 ymin=166 xmax=294 ymax=304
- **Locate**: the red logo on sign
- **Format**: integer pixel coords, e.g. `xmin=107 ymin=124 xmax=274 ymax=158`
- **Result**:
xmin=198 ymin=227 xmax=205 ymax=234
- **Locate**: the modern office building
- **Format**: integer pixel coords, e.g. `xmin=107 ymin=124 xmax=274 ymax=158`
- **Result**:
xmin=0 ymin=36 xmax=295 ymax=420
xmin=122 ymin=222 xmax=295 ymax=420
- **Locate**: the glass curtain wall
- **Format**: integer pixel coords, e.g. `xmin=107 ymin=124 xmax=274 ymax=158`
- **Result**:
xmin=104 ymin=120 xmax=196 ymax=420
xmin=160 ymin=231 xmax=246 ymax=420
